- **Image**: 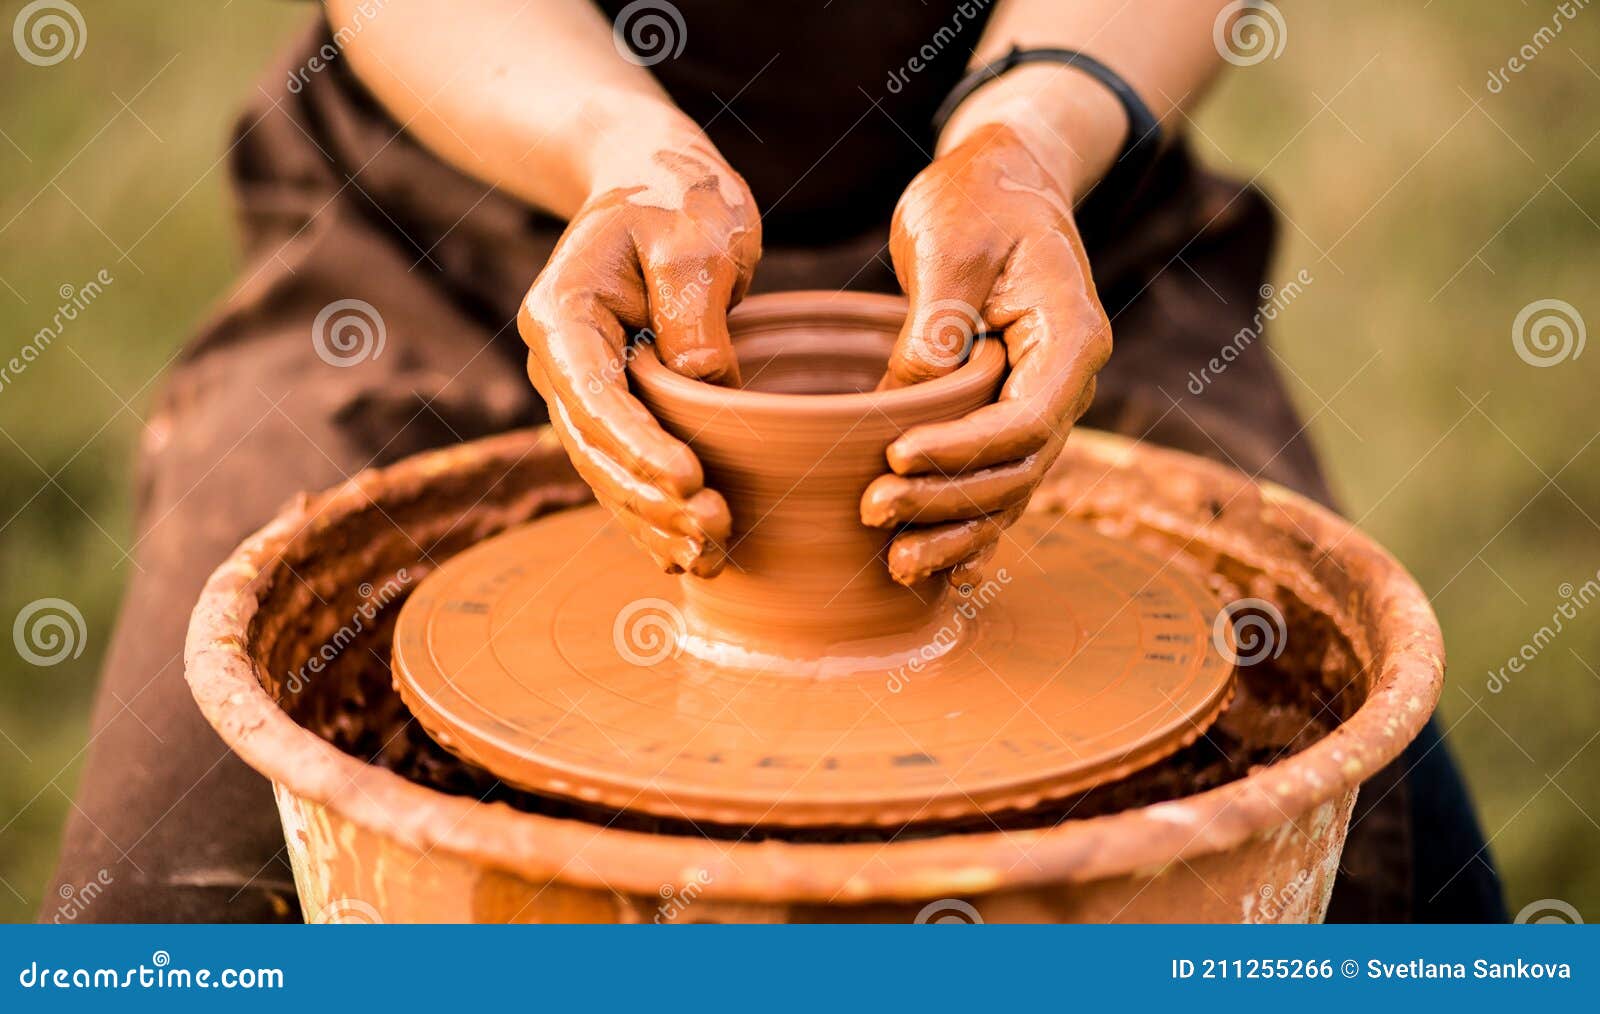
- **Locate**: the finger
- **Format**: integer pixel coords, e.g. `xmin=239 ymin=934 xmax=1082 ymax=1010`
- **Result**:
xmin=520 ymin=289 xmax=706 ymax=499
xmin=678 ymin=488 xmax=732 ymax=572
xmin=860 ymin=455 xmax=1040 ymax=527
xmin=886 ymin=396 xmax=1057 ymax=475
xmin=535 ymin=359 xmax=731 ymax=576
xmin=681 ymin=524 xmax=730 ymax=578
xmin=880 ymin=220 xmax=1004 ymax=388
xmin=885 ymin=505 xmax=1026 ymax=587
xmin=593 ymin=487 xmax=715 ymax=576
xmin=947 ymin=541 xmax=1000 ymax=590
xmin=986 ymin=230 xmax=1111 ymax=411
xmin=888 ymin=235 xmax=1108 ymax=474
xmin=536 ymin=357 xmax=731 ymax=544
xmin=638 ymin=251 xmax=744 ymax=387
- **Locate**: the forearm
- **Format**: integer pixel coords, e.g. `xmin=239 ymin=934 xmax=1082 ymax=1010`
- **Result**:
xmin=326 ymin=0 xmax=710 ymax=218
xmin=943 ymin=0 xmax=1237 ymax=198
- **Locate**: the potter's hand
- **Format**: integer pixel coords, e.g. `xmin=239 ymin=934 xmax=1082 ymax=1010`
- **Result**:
xmin=520 ymin=136 xmax=761 ymax=578
xmin=862 ymin=123 xmax=1111 ymax=586
xmin=332 ymin=2 xmax=765 ymax=575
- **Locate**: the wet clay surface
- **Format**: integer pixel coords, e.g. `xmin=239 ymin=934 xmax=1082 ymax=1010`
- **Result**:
xmin=627 ymin=294 xmax=1009 ymax=660
xmin=517 ymin=134 xmax=760 ymax=581
xmin=392 ymin=508 xmax=1236 ymax=827
xmin=292 ymin=581 xmax=1339 ymax=843
xmin=393 ymin=293 xmax=1235 ymax=827
xmin=191 ymin=425 xmax=1441 ymax=908
xmin=872 ymin=125 xmax=1112 ymax=583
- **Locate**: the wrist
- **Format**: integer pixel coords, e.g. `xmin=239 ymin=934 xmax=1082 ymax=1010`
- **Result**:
xmin=936 ymin=63 xmax=1127 ymax=201
xmin=572 ymin=91 xmax=729 ymax=201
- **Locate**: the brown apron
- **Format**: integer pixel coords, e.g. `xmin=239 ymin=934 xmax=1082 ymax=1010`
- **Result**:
xmin=45 ymin=17 xmax=1460 ymax=923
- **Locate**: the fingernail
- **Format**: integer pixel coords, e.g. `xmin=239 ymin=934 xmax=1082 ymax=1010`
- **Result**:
xmin=886 ymin=438 xmax=926 ymax=475
xmin=859 ymin=476 xmax=905 ymax=528
xmin=886 ymin=539 xmax=933 ymax=587
xmin=682 ymin=488 xmax=732 ymax=541
xmin=688 ymin=543 xmax=728 ymax=578
xmin=668 ymin=347 xmax=739 ymax=386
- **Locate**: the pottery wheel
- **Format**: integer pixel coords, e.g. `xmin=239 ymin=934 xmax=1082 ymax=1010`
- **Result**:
xmin=393 ymin=503 xmax=1235 ymax=828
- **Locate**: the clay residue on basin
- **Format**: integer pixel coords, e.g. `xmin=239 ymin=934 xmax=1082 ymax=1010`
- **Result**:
xmin=192 ymin=422 xmax=1442 ymax=912
xmin=274 ymin=516 xmax=1355 ymax=843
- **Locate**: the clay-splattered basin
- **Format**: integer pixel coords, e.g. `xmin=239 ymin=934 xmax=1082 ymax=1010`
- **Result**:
xmin=185 ymin=427 xmax=1442 ymax=923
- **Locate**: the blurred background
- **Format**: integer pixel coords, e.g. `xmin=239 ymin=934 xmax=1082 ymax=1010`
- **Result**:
xmin=2 ymin=2 xmax=1596 ymax=922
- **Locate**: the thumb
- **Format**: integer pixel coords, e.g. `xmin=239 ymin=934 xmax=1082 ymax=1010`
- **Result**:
xmin=642 ymin=259 xmax=744 ymax=388
xmin=881 ymin=243 xmax=1002 ymax=390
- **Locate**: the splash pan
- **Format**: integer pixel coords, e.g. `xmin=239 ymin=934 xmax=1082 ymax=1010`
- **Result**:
xmin=186 ymin=426 xmax=1443 ymax=922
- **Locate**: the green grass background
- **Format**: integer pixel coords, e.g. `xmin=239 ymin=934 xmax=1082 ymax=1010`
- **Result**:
xmin=2 ymin=3 xmax=1597 ymax=922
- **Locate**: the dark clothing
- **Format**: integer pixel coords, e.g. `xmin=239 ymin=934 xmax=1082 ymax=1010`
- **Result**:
xmin=597 ymin=0 xmax=990 ymax=241
xmin=46 ymin=18 xmax=1503 ymax=923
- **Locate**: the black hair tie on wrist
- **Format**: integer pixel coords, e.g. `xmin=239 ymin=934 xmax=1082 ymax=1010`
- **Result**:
xmin=931 ymin=46 xmax=1163 ymax=239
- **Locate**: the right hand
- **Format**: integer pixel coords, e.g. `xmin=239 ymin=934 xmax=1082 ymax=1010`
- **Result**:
xmin=519 ymin=132 xmax=761 ymax=578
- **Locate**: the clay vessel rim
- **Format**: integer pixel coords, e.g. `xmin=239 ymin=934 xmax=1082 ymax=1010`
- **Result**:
xmin=628 ymin=290 xmax=1007 ymax=418
xmin=183 ymin=427 xmax=1445 ymax=904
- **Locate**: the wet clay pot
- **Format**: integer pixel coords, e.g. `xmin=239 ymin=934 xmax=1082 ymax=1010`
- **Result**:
xmin=627 ymin=292 xmax=1006 ymax=673
xmin=185 ymin=294 xmax=1444 ymax=924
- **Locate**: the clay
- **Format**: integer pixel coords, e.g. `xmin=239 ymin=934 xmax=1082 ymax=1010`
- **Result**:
xmin=310 ymin=610 xmax=1333 ymax=844
xmin=393 ymin=293 xmax=1236 ymax=828
xmin=184 ymin=425 xmax=1443 ymax=921
xmin=869 ymin=124 xmax=1113 ymax=584
xmin=517 ymin=125 xmax=1116 ymax=589
xmin=627 ymin=292 xmax=1006 ymax=663
xmin=519 ymin=143 xmax=760 ymax=580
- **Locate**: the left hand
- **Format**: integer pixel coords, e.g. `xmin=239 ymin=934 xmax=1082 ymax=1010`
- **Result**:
xmin=860 ymin=123 xmax=1112 ymax=587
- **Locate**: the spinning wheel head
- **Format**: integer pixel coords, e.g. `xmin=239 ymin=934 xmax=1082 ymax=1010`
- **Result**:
xmin=393 ymin=507 xmax=1235 ymax=827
